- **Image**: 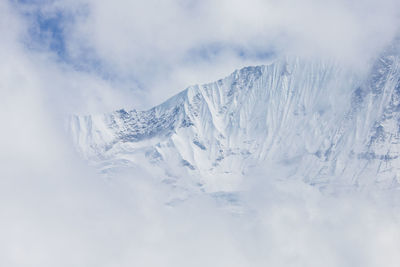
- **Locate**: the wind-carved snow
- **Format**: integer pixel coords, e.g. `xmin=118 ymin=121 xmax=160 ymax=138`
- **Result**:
xmin=69 ymin=41 xmax=400 ymax=193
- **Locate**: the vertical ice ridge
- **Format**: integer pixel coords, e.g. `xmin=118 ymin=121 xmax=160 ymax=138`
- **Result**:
xmin=68 ymin=49 xmax=400 ymax=192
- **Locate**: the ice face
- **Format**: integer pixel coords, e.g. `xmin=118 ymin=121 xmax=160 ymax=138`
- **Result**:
xmin=68 ymin=41 xmax=400 ymax=193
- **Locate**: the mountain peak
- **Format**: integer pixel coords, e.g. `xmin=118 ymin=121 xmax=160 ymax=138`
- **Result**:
xmin=68 ymin=53 xmax=400 ymax=192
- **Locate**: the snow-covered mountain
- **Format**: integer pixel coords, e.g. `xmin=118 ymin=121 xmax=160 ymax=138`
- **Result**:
xmin=68 ymin=39 xmax=400 ymax=193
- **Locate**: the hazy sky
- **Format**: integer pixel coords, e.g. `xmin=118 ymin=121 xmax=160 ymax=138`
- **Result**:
xmin=1 ymin=1 xmax=400 ymax=266
xmin=8 ymin=0 xmax=400 ymax=111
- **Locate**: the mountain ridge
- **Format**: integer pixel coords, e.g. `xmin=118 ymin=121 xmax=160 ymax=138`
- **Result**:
xmin=68 ymin=50 xmax=400 ymax=193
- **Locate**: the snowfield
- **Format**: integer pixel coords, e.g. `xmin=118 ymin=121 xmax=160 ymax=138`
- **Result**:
xmin=69 ymin=39 xmax=400 ymax=195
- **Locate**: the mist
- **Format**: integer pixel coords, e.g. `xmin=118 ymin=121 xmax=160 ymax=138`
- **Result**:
xmin=1 ymin=0 xmax=400 ymax=266
xmin=13 ymin=0 xmax=400 ymax=110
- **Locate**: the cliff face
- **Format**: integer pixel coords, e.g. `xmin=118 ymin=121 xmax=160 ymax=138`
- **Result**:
xmin=68 ymin=41 xmax=400 ymax=193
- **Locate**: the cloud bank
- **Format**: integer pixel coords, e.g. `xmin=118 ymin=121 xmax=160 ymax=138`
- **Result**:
xmin=1 ymin=0 xmax=400 ymax=266
xmin=13 ymin=0 xmax=400 ymax=110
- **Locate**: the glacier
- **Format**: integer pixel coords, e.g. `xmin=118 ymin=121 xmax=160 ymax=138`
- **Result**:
xmin=68 ymin=39 xmax=400 ymax=194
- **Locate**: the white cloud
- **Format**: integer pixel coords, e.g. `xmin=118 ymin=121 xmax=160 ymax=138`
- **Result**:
xmin=13 ymin=0 xmax=399 ymax=109
xmin=1 ymin=1 xmax=400 ymax=266
xmin=55 ymin=0 xmax=400 ymax=108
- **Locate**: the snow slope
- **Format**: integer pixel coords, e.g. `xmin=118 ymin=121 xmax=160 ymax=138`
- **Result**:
xmin=68 ymin=40 xmax=400 ymax=193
